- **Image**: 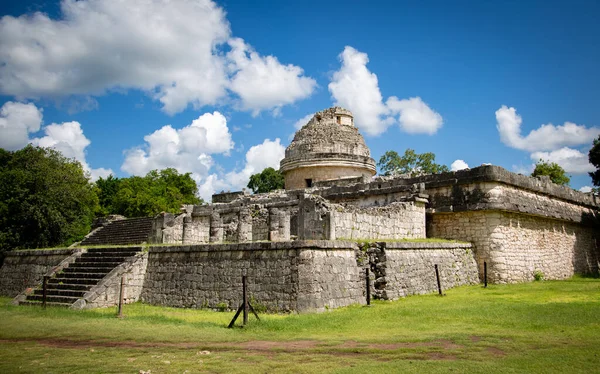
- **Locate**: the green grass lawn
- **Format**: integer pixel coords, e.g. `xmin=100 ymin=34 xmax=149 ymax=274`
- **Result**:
xmin=1 ymin=277 xmax=599 ymax=373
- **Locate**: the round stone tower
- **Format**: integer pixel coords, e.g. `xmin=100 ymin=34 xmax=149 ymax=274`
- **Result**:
xmin=280 ymin=107 xmax=376 ymax=190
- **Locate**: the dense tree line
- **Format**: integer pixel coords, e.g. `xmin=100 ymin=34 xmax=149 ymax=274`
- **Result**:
xmin=96 ymin=168 xmax=202 ymax=217
xmin=378 ymin=149 xmax=449 ymax=176
xmin=0 ymin=146 xmax=98 ymax=258
xmin=0 ymin=146 xmax=202 ymax=261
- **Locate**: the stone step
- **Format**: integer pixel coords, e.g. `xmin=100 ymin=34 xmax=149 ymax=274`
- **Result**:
xmin=88 ymin=227 xmax=151 ymax=232
xmin=68 ymin=262 xmax=122 ymax=268
xmin=63 ymin=267 xmax=113 ymax=274
xmin=49 ymin=277 xmax=99 ymax=285
xmin=83 ymin=243 xmax=145 ymax=247
xmin=75 ymin=256 xmax=129 ymax=263
xmin=84 ymin=232 xmax=150 ymax=238
xmin=19 ymin=300 xmax=72 ymax=308
xmin=27 ymin=295 xmax=80 ymax=304
xmin=83 ymin=240 xmax=147 ymax=245
xmin=85 ymin=247 xmax=142 ymax=254
xmin=59 ymin=272 xmax=107 ymax=279
xmin=80 ymin=217 xmax=153 ymax=246
xmin=49 ymin=283 xmax=93 ymax=291
xmin=33 ymin=289 xmax=86 ymax=298
xmin=80 ymin=250 xmax=138 ymax=256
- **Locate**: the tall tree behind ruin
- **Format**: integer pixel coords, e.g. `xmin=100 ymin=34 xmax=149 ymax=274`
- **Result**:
xmin=247 ymin=167 xmax=285 ymax=194
xmin=378 ymin=149 xmax=449 ymax=176
xmin=96 ymin=168 xmax=202 ymax=217
xmin=531 ymin=160 xmax=570 ymax=186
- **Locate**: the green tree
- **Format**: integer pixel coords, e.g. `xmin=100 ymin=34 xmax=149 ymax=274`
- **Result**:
xmin=589 ymin=136 xmax=600 ymax=189
xmin=97 ymin=168 xmax=202 ymax=217
xmin=531 ymin=160 xmax=570 ymax=186
xmin=378 ymin=149 xmax=449 ymax=176
xmin=0 ymin=146 xmax=99 ymax=257
xmin=247 ymin=167 xmax=285 ymax=193
xmin=95 ymin=174 xmax=121 ymax=216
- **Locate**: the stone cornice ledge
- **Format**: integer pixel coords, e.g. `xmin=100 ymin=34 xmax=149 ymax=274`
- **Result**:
xmin=383 ymin=242 xmax=472 ymax=250
xmin=148 ymin=240 xmax=360 ymax=253
xmin=411 ymin=165 xmax=598 ymax=208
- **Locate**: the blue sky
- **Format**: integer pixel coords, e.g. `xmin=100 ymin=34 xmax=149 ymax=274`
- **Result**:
xmin=0 ymin=0 xmax=598 ymax=199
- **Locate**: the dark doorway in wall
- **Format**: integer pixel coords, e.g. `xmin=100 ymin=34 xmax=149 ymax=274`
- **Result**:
xmin=306 ymin=179 xmax=313 ymax=188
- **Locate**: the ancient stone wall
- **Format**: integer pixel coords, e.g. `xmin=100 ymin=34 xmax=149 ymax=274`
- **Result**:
xmin=0 ymin=241 xmax=481 ymax=311
xmin=428 ymin=211 xmax=599 ymax=283
xmin=362 ymin=242 xmax=479 ymax=300
xmin=140 ymin=241 xmax=364 ymax=312
xmin=0 ymin=249 xmax=74 ymax=297
xmin=334 ymin=202 xmax=425 ymax=240
xmin=297 ymin=248 xmax=364 ymax=311
xmin=297 ymin=195 xmax=425 ymax=241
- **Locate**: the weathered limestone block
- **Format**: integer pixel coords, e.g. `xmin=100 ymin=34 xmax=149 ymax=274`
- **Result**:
xmin=268 ymin=208 xmax=280 ymax=241
xmin=209 ymin=211 xmax=223 ymax=243
xmin=182 ymin=215 xmax=192 ymax=244
xmin=237 ymin=208 xmax=252 ymax=242
xmin=278 ymin=210 xmax=291 ymax=241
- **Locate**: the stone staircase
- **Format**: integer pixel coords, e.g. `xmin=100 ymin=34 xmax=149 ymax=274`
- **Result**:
xmin=21 ymin=246 xmax=142 ymax=307
xmin=80 ymin=217 xmax=153 ymax=246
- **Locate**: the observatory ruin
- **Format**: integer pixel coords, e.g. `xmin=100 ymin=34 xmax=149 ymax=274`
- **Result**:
xmin=1 ymin=107 xmax=598 ymax=312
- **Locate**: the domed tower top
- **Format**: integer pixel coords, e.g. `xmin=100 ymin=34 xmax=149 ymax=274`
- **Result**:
xmin=280 ymin=107 xmax=376 ymax=190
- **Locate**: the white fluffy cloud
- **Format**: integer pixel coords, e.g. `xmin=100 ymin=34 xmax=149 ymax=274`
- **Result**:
xmin=0 ymin=101 xmax=111 ymax=179
xmin=227 ymin=38 xmax=316 ymax=116
xmin=450 ymin=159 xmax=469 ymax=171
xmin=530 ymin=147 xmax=594 ymax=174
xmin=496 ymin=105 xmax=599 ymax=152
xmin=328 ymin=47 xmax=392 ymax=136
xmin=121 ymin=111 xmax=233 ymax=179
xmin=220 ymin=138 xmax=285 ymax=192
xmin=0 ymin=101 xmax=43 ymax=150
xmin=328 ymin=46 xmax=442 ymax=136
xmin=121 ymin=113 xmax=285 ymax=200
xmin=579 ymin=186 xmax=592 ymax=193
xmin=387 ymin=96 xmax=443 ymax=135
xmin=31 ymin=120 xmax=113 ymax=180
xmin=496 ymin=105 xmax=598 ymax=175
xmin=0 ymin=0 xmax=314 ymax=115
xmin=32 ymin=121 xmax=89 ymax=162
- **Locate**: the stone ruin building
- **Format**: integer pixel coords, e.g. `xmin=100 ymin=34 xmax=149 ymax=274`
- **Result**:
xmin=1 ymin=107 xmax=598 ymax=312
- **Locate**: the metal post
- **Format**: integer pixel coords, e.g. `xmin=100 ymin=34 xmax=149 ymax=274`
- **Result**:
xmin=42 ymin=276 xmax=48 ymax=309
xmin=117 ymin=275 xmax=125 ymax=318
xmin=434 ymin=264 xmax=443 ymax=296
xmin=484 ymin=262 xmax=488 ymax=288
xmin=242 ymin=275 xmax=248 ymax=326
xmin=365 ymin=268 xmax=371 ymax=306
